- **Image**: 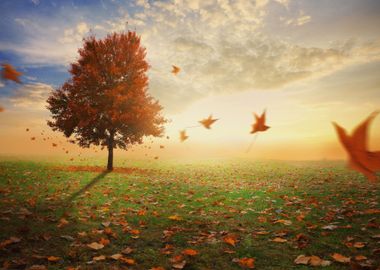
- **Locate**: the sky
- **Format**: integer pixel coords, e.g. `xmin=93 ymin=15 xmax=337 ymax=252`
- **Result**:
xmin=0 ymin=0 xmax=380 ymax=161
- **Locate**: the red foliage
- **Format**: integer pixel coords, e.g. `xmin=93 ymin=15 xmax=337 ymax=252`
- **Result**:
xmin=47 ymin=31 xmax=166 ymax=170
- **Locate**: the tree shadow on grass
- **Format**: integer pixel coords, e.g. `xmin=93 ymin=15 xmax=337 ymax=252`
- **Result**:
xmin=65 ymin=171 xmax=110 ymax=204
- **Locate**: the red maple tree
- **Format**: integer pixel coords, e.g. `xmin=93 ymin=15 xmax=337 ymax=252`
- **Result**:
xmin=47 ymin=31 xmax=166 ymax=170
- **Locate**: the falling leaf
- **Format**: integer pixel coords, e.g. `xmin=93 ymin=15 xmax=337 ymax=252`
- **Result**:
xmin=1 ymin=63 xmax=22 ymax=83
xmin=171 ymin=65 xmax=180 ymax=75
xmin=332 ymin=111 xmax=380 ymax=182
xmin=331 ymin=253 xmax=350 ymax=263
xmin=251 ymin=109 xmax=270 ymax=134
xmin=0 ymin=106 xmax=4 ymax=113
xmin=199 ymin=115 xmax=218 ymax=129
xmin=31 ymin=137 xmax=36 ymax=141
xmin=160 ymin=145 xmax=165 ymax=149
xmin=52 ymin=143 xmax=57 ymax=147
xmin=179 ymin=130 xmax=188 ymax=142
xmin=182 ymin=249 xmax=199 ymax=256
xmin=87 ymin=242 xmax=104 ymax=250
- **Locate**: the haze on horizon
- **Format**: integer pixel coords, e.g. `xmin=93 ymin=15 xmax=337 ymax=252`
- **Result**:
xmin=0 ymin=0 xmax=380 ymax=161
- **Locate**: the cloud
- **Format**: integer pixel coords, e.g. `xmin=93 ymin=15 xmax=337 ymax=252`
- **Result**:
xmin=7 ymin=83 xmax=53 ymax=109
xmin=2 ymin=0 xmax=380 ymax=114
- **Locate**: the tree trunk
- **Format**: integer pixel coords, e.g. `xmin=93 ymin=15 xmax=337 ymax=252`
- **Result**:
xmin=107 ymin=131 xmax=114 ymax=171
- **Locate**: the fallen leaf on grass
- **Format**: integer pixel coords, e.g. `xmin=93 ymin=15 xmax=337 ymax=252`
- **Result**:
xmin=168 ymin=215 xmax=183 ymax=221
xmin=47 ymin=256 xmax=60 ymax=262
xmin=309 ymin=256 xmax=331 ymax=266
xmin=223 ymin=235 xmax=238 ymax=246
xmin=331 ymin=253 xmax=350 ymax=263
xmin=233 ymin=257 xmax=255 ymax=269
xmin=170 ymin=255 xmax=186 ymax=269
xmin=93 ymin=255 xmax=106 ymax=261
xmin=271 ymin=237 xmax=287 ymax=243
xmin=57 ymin=218 xmax=69 ymax=228
xmin=119 ymin=257 xmax=135 ymax=265
xmin=274 ymin=219 xmax=292 ymax=225
xmin=354 ymin=255 xmax=367 ymax=261
xmin=27 ymin=265 xmax=47 ymax=270
xmin=110 ymin=254 xmax=123 ymax=260
xmin=294 ymin=255 xmax=310 ymax=265
xmin=182 ymin=249 xmax=198 ymax=256
xmin=87 ymin=242 xmax=104 ymax=250
xmin=294 ymin=255 xmax=331 ymax=266
xmin=353 ymin=242 xmax=366 ymax=248
xmin=122 ymin=247 xmax=133 ymax=255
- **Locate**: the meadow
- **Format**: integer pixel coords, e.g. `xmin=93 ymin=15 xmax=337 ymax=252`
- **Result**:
xmin=0 ymin=158 xmax=379 ymax=269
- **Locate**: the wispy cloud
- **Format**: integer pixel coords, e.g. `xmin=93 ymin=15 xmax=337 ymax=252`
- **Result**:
xmin=7 ymin=82 xmax=53 ymax=109
xmin=1 ymin=0 xmax=380 ymax=114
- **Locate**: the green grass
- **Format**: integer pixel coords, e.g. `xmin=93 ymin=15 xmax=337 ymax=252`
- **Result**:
xmin=0 ymin=158 xmax=379 ymax=269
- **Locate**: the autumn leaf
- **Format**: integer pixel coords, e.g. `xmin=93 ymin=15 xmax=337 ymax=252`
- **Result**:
xmin=182 ymin=249 xmax=199 ymax=256
xmin=223 ymin=235 xmax=238 ymax=246
xmin=199 ymin=115 xmax=218 ymax=129
xmin=47 ymin=256 xmax=60 ymax=262
xmin=250 ymin=109 xmax=270 ymax=134
xmin=119 ymin=257 xmax=135 ymax=265
xmin=87 ymin=242 xmax=104 ymax=250
xmin=57 ymin=218 xmax=69 ymax=228
xmin=332 ymin=111 xmax=380 ymax=182
xmin=309 ymin=256 xmax=331 ymax=266
xmin=110 ymin=253 xmax=123 ymax=260
xmin=1 ymin=63 xmax=22 ymax=83
xmin=294 ymin=255 xmax=310 ymax=265
xmin=331 ymin=253 xmax=351 ymax=263
xmin=99 ymin=237 xmax=110 ymax=246
xmin=0 ymin=106 xmax=4 ymax=113
xmin=168 ymin=215 xmax=183 ymax=221
xmin=93 ymin=255 xmax=106 ymax=261
xmin=122 ymin=247 xmax=133 ymax=255
xmin=271 ymin=237 xmax=287 ymax=243
xmin=171 ymin=65 xmax=180 ymax=75
xmin=179 ymin=130 xmax=188 ymax=142
xmin=233 ymin=257 xmax=255 ymax=269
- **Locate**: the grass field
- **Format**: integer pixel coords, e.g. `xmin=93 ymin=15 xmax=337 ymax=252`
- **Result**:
xmin=0 ymin=158 xmax=379 ymax=269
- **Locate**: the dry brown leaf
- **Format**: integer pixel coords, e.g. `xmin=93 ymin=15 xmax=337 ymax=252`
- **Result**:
xmin=331 ymin=253 xmax=350 ymax=263
xmin=294 ymin=255 xmax=310 ymax=265
xmin=182 ymin=249 xmax=198 ymax=256
xmin=87 ymin=242 xmax=104 ymax=250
